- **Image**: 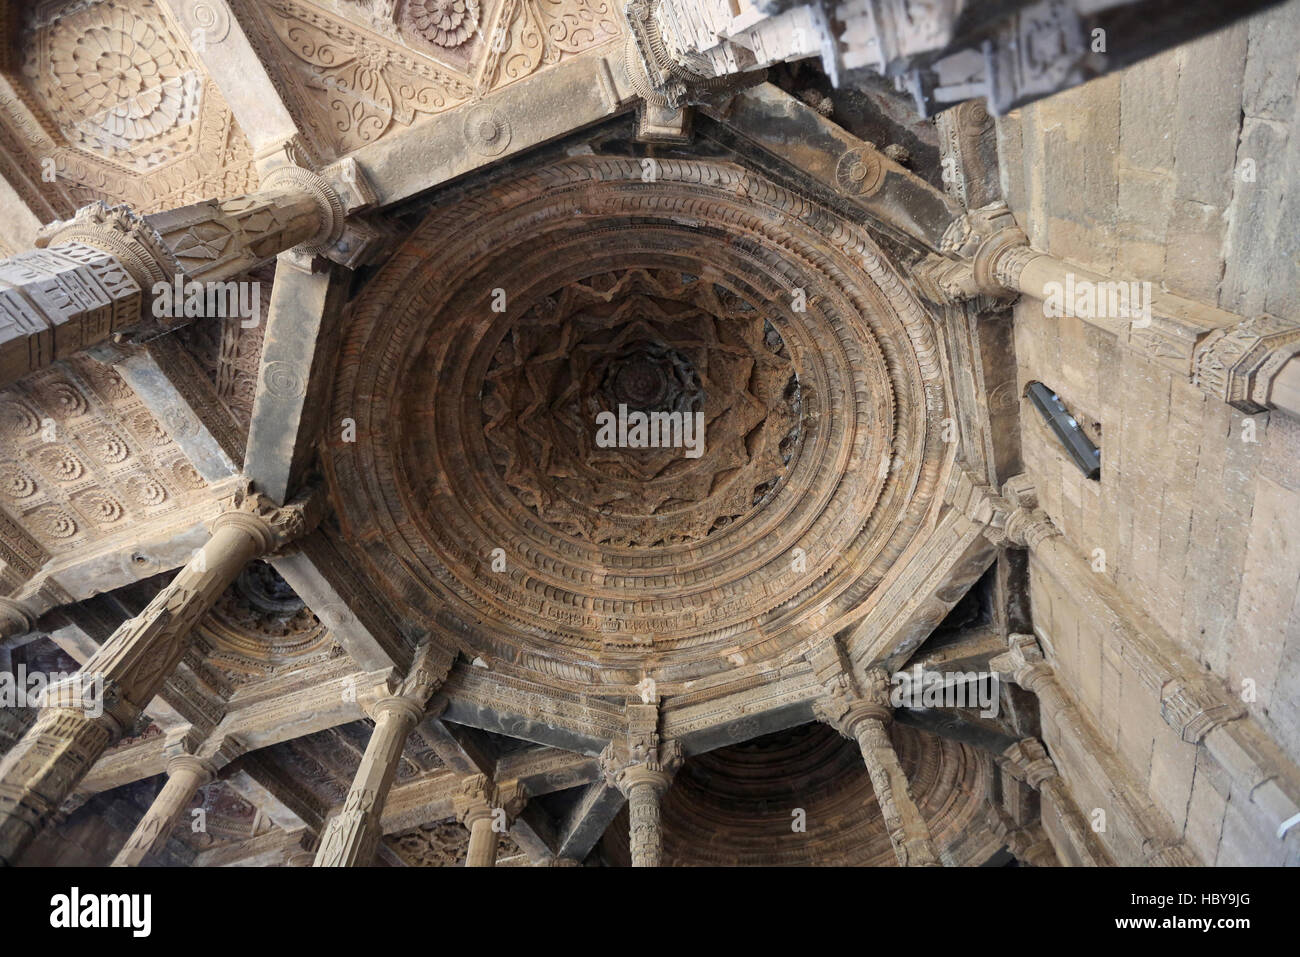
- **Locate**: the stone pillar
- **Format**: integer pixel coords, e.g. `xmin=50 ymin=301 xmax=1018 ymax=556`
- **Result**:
xmin=111 ymin=753 xmax=214 ymax=867
xmin=991 ymin=634 xmax=1196 ymax=866
xmin=621 ymin=765 xmax=676 ymax=868
xmin=999 ymin=738 xmax=1104 ymax=867
xmin=313 ymin=641 xmax=452 ymax=867
xmin=0 ymin=484 xmax=314 ymax=866
xmin=815 ymin=669 xmax=941 ymax=867
xmin=0 ymin=162 xmax=351 ymax=388
xmin=456 ymin=775 xmax=500 ymax=868
xmin=601 ymin=701 xmax=682 ymax=868
xmin=912 ymin=202 xmax=1300 ymax=420
xmin=451 ymin=777 xmax=528 ymax=868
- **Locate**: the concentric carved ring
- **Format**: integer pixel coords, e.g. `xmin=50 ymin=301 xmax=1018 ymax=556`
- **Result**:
xmin=325 ymin=158 xmax=946 ymax=691
xmin=835 ymin=148 xmax=886 ymax=197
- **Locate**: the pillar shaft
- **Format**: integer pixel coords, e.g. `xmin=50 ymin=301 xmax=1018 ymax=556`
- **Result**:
xmin=1 ymin=165 xmax=343 ymax=388
xmin=988 ymin=237 xmax=1300 ymax=419
xmin=852 ymin=715 xmax=941 ymax=867
xmin=313 ymin=699 xmax=418 ymax=867
xmin=0 ymin=487 xmax=301 ymax=865
xmin=626 ymin=780 xmax=664 ymax=868
xmin=465 ymin=815 xmax=500 ymax=868
xmin=314 ymin=642 xmax=452 ymax=866
xmin=111 ymin=755 xmax=212 ymax=867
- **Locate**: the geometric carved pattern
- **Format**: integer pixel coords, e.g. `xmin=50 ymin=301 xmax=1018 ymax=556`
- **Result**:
xmin=324 ymin=157 xmax=948 ymax=693
xmin=7 ymin=0 xmax=258 ymax=214
xmin=482 ymin=268 xmax=801 ymax=547
xmin=384 ymin=819 xmax=523 ymax=866
xmin=0 ymin=356 xmax=210 ymax=552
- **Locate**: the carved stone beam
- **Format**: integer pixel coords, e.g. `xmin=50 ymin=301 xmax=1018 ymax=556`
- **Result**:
xmin=233 ymin=751 xmax=326 ymax=836
xmin=222 ymin=763 xmax=312 ymax=835
xmin=839 ymin=505 xmax=998 ymax=669
xmin=271 ymin=527 xmax=406 ymax=675
xmin=412 ymin=713 xmax=494 ymax=777
xmin=157 ymin=0 xmax=300 ymax=163
xmin=600 ymin=701 xmax=682 ymax=867
xmin=553 ymin=778 xmax=626 ymax=864
xmin=99 ymin=335 xmax=243 ymax=482
xmin=809 ymin=651 xmax=941 ymax=867
xmin=702 ymin=83 xmax=964 ymax=251
xmin=312 ymin=640 xmax=454 ymax=866
xmin=245 ymin=258 xmax=351 ymax=505
xmin=893 ymin=708 xmax=1020 ymax=756
xmin=913 ymin=204 xmax=1300 ymax=419
xmin=0 ymin=483 xmax=318 ymax=864
xmin=346 ymin=50 xmax=636 ymax=209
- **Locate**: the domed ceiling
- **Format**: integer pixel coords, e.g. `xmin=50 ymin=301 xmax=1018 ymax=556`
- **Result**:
xmin=324 ymin=156 xmax=952 ymax=694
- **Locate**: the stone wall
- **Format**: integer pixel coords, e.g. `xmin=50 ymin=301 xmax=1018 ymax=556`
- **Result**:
xmin=999 ymin=1 xmax=1300 ymax=865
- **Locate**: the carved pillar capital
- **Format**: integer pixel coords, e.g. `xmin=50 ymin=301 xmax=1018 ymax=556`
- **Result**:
xmin=391 ymin=639 xmax=455 ymax=707
xmin=998 ymin=737 xmax=1060 ymax=790
xmin=211 ymin=482 xmax=323 ymax=553
xmin=0 ymin=596 xmax=36 ymax=640
xmin=915 ymin=201 xmax=1031 ymax=304
xmin=601 ymin=737 xmax=683 ymax=798
xmin=496 ymin=781 xmax=531 ymax=824
xmin=454 ymin=773 xmax=499 ymax=827
xmin=163 ymin=752 xmax=216 ymax=784
xmin=990 ymin=634 xmax=1054 ymax=693
xmin=259 ymin=164 xmax=347 ymax=257
xmin=1002 ymin=506 xmax=1061 ymax=550
xmin=1160 ymin=675 xmax=1246 ymax=744
xmin=1192 ymin=314 xmax=1300 ymax=413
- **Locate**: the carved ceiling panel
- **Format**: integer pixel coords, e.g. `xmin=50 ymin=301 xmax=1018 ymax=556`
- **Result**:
xmin=174 ymin=261 xmax=275 ymax=434
xmin=0 ymin=0 xmax=259 ymax=216
xmin=188 ymin=561 xmax=343 ymax=691
xmin=0 ymin=355 xmax=213 ymax=554
xmin=324 ymin=156 xmax=951 ymax=694
xmin=384 ymin=818 xmax=522 ymax=865
xmin=232 ymin=0 xmax=621 ymax=160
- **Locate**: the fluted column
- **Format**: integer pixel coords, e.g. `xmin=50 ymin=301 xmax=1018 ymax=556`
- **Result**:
xmin=313 ymin=641 xmax=452 ymax=867
xmin=810 ymin=657 xmax=939 ymax=867
xmin=0 ymin=162 xmax=351 ymax=388
xmin=111 ymin=754 xmax=214 ymax=867
xmin=0 ymin=484 xmax=313 ymax=866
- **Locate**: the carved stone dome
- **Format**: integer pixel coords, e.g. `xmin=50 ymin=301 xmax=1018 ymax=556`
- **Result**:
xmin=325 ymin=157 xmax=950 ymax=693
